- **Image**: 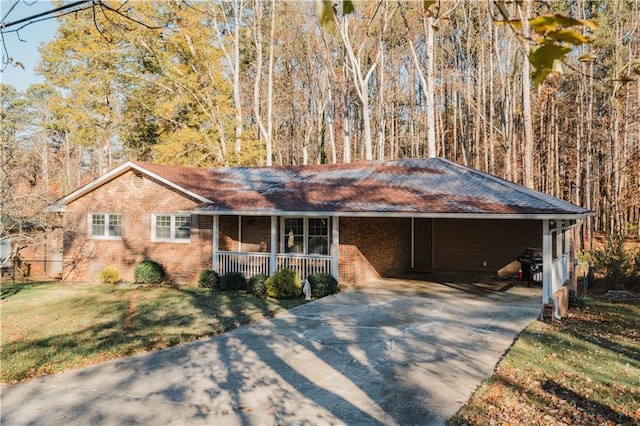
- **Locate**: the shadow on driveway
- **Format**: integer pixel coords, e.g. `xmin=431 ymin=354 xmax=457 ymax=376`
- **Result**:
xmin=1 ymin=278 xmax=542 ymax=425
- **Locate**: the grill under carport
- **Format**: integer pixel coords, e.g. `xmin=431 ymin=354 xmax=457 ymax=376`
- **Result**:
xmin=518 ymin=247 xmax=543 ymax=285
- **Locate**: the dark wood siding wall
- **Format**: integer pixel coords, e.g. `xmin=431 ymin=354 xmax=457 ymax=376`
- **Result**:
xmin=431 ymin=219 xmax=541 ymax=275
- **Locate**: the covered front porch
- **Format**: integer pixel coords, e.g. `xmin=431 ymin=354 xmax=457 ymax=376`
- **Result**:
xmin=210 ymin=215 xmax=339 ymax=280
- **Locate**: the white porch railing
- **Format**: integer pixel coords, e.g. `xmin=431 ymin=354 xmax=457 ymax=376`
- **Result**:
xmin=217 ymin=252 xmax=270 ymax=278
xmin=216 ymin=251 xmax=332 ymax=279
xmin=276 ymin=254 xmax=332 ymax=280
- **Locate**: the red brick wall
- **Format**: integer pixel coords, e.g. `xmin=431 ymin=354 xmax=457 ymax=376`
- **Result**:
xmin=219 ymin=216 xmax=239 ymax=251
xmin=63 ymin=171 xmax=212 ymax=284
xmin=338 ymin=217 xmax=411 ymax=286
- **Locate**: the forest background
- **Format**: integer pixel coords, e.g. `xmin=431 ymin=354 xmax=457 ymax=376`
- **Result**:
xmin=1 ymin=0 xmax=639 ymax=257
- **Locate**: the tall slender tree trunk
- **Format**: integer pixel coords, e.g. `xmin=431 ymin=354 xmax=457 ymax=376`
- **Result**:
xmin=232 ymin=0 xmax=244 ymax=161
xmin=519 ymin=0 xmax=534 ymax=188
xmin=425 ymin=15 xmax=436 ymax=158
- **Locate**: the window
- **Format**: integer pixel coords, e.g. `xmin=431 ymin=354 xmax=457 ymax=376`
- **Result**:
xmin=308 ymin=218 xmax=329 ymax=255
xmin=283 ymin=217 xmax=329 ymax=255
xmin=153 ymin=214 xmax=191 ymax=242
xmin=89 ymin=213 xmax=121 ymax=239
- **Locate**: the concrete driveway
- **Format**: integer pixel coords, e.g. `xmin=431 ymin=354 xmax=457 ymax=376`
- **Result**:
xmin=1 ymin=277 xmax=541 ymax=425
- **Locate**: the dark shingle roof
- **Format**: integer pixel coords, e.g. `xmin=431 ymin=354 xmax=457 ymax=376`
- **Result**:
xmin=133 ymin=158 xmax=590 ymax=217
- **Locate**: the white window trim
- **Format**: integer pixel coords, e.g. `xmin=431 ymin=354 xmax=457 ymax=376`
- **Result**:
xmin=280 ymin=217 xmax=330 ymax=256
xmin=88 ymin=213 xmax=122 ymax=240
xmin=152 ymin=214 xmax=191 ymax=243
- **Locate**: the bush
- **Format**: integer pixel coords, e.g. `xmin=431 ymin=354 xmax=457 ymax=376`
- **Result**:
xmin=134 ymin=260 xmax=165 ymax=284
xmin=307 ymin=273 xmax=340 ymax=298
xmin=249 ymin=273 xmax=268 ymax=296
xmin=265 ymin=269 xmax=302 ymax=299
xmin=219 ymin=272 xmax=248 ymax=291
xmin=98 ymin=266 xmax=120 ymax=285
xmin=590 ymin=239 xmax=640 ymax=290
xmin=199 ymin=269 xmax=220 ymax=289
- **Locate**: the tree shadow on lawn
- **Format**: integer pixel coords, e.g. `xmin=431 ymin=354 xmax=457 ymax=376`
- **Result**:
xmin=182 ymin=287 xmax=308 ymax=332
xmin=1 ymin=294 xmax=200 ymax=384
xmin=0 ymin=280 xmax=56 ymax=300
xmin=541 ymin=379 xmax=637 ymax=424
xmin=449 ymin=367 xmax=638 ymax=425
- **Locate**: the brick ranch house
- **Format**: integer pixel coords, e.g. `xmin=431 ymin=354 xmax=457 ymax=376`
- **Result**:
xmin=51 ymin=158 xmax=591 ymax=318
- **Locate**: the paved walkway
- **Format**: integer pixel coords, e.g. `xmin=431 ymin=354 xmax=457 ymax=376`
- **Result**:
xmin=1 ymin=278 xmax=542 ymax=425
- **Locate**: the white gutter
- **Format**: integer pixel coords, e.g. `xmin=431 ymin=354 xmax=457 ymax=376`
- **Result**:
xmin=182 ymin=209 xmax=593 ymax=221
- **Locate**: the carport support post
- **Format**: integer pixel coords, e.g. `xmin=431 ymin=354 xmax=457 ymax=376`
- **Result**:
xmin=542 ymin=219 xmax=551 ymax=305
xmin=270 ymin=215 xmax=277 ymax=276
xmin=543 ymin=219 xmax=561 ymax=320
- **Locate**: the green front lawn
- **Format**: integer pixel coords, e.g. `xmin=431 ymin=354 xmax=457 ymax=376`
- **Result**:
xmin=449 ymin=298 xmax=640 ymax=425
xmin=0 ymin=281 xmax=307 ymax=384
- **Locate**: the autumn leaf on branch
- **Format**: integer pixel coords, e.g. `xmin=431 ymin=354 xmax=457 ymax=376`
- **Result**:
xmin=494 ymin=5 xmax=599 ymax=87
xmin=316 ymin=0 xmax=354 ymax=29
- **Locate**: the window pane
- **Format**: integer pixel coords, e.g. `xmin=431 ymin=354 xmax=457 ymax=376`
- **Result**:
xmin=284 ymin=218 xmax=303 ymax=235
xmin=308 ymin=218 xmax=328 ymax=236
xmin=309 ymin=236 xmax=328 ymax=255
xmin=91 ymin=215 xmax=105 ymax=236
xmin=284 ymin=218 xmax=304 ymax=253
xmin=174 ymin=215 xmax=191 ymax=239
xmin=285 ymin=235 xmax=304 ymax=253
xmin=155 ymin=215 xmax=171 ymax=239
xmin=108 ymin=215 xmax=121 ymax=237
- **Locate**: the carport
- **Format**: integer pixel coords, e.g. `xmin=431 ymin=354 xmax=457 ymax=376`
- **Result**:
xmin=409 ymin=216 xmax=585 ymax=319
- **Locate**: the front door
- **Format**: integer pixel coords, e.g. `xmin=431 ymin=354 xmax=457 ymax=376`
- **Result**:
xmin=414 ymin=218 xmax=434 ymax=269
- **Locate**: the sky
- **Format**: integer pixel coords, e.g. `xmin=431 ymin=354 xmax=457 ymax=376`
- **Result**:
xmin=1 ymin=1 xmax=58 ymax=92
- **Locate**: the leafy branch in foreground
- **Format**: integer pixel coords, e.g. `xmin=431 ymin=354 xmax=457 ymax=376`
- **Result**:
xmin=318 ymin=0 xmax=600 ymax=88
xmin=495 ymin=8 xmax=599 ymax=87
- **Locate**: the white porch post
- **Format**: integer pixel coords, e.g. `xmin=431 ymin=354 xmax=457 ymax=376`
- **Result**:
xmin=542 ymin=219 xmax=552 ymax=305
xmin=332 ymin=216 xmax=339 ymax=279
xmin=564 ymin=225 xmax=571 ymax=283
xmin=212 ymin=215 xmax=219 ymax=272
xmin=270 ymin=215 xmax=277 ymax=276
xmin=557 ymin=225 xmax=563 ymax=282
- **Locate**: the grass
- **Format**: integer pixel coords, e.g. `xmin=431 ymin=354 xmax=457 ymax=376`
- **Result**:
xmin=448 ymin=297 xmax=640 ymax=425
xmin=0 ymin=280 xmax=307 ymax=384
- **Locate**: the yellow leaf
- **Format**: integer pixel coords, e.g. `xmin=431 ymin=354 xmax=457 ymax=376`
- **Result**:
xmin=343 ymin=0 xmax=354 ymax=15
xmin=529 ymin=42 xmax=571 ymax=87
xmin=578 ymin=53 xmax=597 ymax=62
xmin=317 ymin=0 xmax=335 ymax=30
xmin=546 ymin=29 xmax=591 ymax=45
xmin=423 ymin=0 xmax=436 ymax=16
